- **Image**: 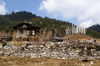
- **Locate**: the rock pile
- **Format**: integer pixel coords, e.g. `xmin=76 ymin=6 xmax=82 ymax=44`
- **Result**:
xmin=0 ymin=39 xmax=100 ymax=60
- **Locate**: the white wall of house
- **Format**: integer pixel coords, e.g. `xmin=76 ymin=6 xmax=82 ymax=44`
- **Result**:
xmin=16 ymin=29 xmax=27 ymax=38
xmin=16 ymin=29 xmax=36 ymax=39
xmin=23 ymin=30 xmax=27 ymax=38
xmin=16 ymin=30 xmax=19 ymax=38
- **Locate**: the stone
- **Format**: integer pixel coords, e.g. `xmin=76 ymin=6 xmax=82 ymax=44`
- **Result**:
xmin=0 ymin=40 xmax=100 ymax=60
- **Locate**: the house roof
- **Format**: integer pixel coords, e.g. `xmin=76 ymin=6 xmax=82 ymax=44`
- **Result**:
xmin=50 ymin=36 xmax=63 ymax=42
xmin=13 ymin=23 xmax=40 ymax=30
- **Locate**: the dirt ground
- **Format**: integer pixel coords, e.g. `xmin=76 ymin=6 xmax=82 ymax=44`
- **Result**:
xmin=0 ymin=56 xmax=99 ymax=66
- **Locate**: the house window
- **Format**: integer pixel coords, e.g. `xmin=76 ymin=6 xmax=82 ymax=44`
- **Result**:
xmin=27 ymin=30 xmax=29 ymax=35
xmin=27 ymin=30 xmax=35 ymax=35
xmin=32 ymin=30 xmax=35 ymax=35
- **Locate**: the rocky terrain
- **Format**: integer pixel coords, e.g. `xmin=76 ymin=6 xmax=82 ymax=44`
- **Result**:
xmin=0 ymin=38 xmax=100 ymax=61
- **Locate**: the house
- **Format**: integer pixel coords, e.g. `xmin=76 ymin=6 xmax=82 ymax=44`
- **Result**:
xmin=13 ymin=22 xmax=40 ymax=41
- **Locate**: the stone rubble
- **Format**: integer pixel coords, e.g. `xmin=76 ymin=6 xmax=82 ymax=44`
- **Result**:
xmin=0 ymin=39 xmax=100 ymax=60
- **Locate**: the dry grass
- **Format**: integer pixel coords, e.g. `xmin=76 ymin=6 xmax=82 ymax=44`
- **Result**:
xmin=64 ymin=34 xmax=92 ymax=41
xmin=0 ymin=56 xmax=100 ymax=66
xmin=12 ymin=31 xmax=24 ymax=46
xmin=0 ymin=31 xmax=11 ymax=37
xmin=0 ymin=42 xmax=2 ymax=48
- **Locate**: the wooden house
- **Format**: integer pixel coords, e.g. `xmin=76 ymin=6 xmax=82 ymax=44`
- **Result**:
xmin=13 ymin=22 xmax=40 ymax=41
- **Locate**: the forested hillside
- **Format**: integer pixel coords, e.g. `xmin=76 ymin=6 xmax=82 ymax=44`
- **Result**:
xmin=4 ymin=11 xmax=37 ymax=21
xmin=28 ymin=17 xmax=72 ymax=36
xmin=88 ymin=24 xmax=100 ymax=32
xmin=87 ymin=29 xmax=100 ymax=38
xmin=0 ymin=11 xmax=100 ymax=38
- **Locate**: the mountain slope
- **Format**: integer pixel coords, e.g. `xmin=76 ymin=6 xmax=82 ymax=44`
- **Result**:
xmin=88 ymin=24 xmax=100 ymax=32
xmin=0 ymin=11 xmax=100 ymax=38
xmin=4 ymin=11 xmax=37 ymax=21
xmin=28 ymin=17 xmax=72 ymax=36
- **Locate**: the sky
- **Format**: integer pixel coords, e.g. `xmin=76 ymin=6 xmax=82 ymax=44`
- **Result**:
xmin=0 ymin=0 xmax=100 ymax=28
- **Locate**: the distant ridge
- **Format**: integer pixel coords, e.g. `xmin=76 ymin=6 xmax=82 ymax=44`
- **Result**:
xmin=4 ymin=11 xmax=38 ymax=21
xmin=88 ymin=24 xmax=100 ymax=33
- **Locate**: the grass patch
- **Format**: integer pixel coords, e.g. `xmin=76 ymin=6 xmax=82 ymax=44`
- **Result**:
xmin=0 ymin=56 xmax=99 ymax=66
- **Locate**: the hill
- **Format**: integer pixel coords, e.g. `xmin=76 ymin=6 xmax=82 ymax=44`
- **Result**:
xmin=4 ymin=11 xmax=38 ymax=21
xmin=28 ymin=17 xmax=100 ymax=38
xmin=88 ymin=24 xmax=100 ymax=32
xmin=0 ymin=11 xmax=100 ymax=38
xmin=27 ymin=17 xmax=72 ymax=36
xmin=0 ymin=11 xmax=72 ymax=36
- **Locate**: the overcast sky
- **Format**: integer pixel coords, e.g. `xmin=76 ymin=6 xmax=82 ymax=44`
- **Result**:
xmin=0 ymin=0 xmax=100 ymax=28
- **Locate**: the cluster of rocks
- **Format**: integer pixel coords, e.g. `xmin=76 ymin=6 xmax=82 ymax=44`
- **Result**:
xmin=0 ymin=39 xmax=100 ymax=60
